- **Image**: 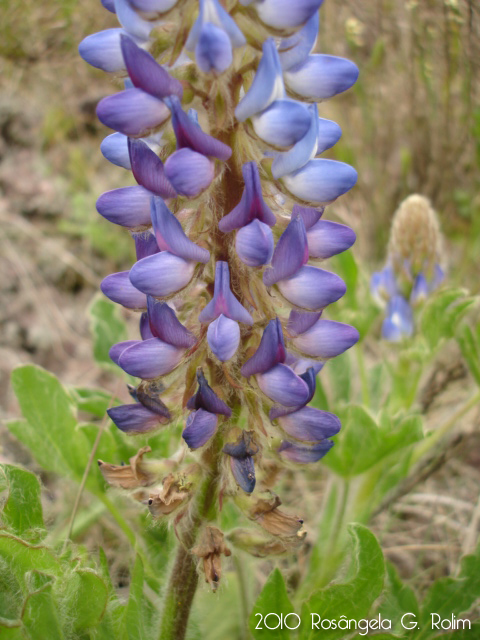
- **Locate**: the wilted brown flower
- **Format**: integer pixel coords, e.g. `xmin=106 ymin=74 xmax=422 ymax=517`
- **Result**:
xmin=97 ymin=446 xmax=156 ymax=489
xmin=192 ymin=526 xmax=231 ymax=591
xmin=227 ymin=528 xmax=301 ymax=557
xmin=249 ymin=491 xmax=306 ymax=539
xmin=147 ymin=471 xmax=193 ymax=517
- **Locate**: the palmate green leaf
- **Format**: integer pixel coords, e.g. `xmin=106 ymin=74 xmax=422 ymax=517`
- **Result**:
xmin=325 ymin=351 xmax=351 ymax=405
xmin=0 ymin=533 xmax=61 ymax=584
xmin=89 ymin=294 xmax=128 ymax=369
xmin=323 ymin=406 xmax=423 ymax=477
xmin=0 ymin=464 xmax=44 ymax=538
xmin=378 ymin=563 xmax=419 ymax=636
xmin=60 ymin=568 xmax=109 ymax=632
xmin=299 ymin=524 xmax=385 ymax=640
xmin=21 ymin=573 xmax=64 ymax=640
xmin=420 ymin=541 xmax=480 ymax=628
xmin=70 ymin=386 xmax=121 ymax=418
xmin=249 ymin=568 xmax=295 ymax=640
xmin=456 ymin=323 xmax=480 ymax=387
xmin=420 ymin=288 xmax=475 ymax=350
xmin=9 ymin=365 xmax=90 ymax=480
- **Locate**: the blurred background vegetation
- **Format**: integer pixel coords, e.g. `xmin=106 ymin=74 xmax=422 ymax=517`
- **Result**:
xmin=1 ymin=0 xmax=480 ymax=637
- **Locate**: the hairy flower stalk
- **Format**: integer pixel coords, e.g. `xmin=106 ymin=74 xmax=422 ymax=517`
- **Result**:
xmin=80 ymin=0 xmax=358 ymax=635
xmin=371 ymin=194 xmax=444 ymax=341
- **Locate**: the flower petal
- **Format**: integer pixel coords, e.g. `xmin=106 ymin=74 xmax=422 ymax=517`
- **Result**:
xmin=128 ymin=138 xmax=176 ymax=197
xmin=182 ymin=409 xmax=218 ymax=449
xmin=278 ymin=439 xmax=334 ymax=463
xmin=100 ymin=132 xmax=131 ymax=169
xmin=150 ymin=196 xmax=210 ymax=263
xmin=271 ymin=103 xmax=319 ymax=179
xmin=381 ymin=295 xmax=414 ymax=341
xmin=263 ymin=215 xmax=309 ymax=285
xmin=164 ymin=148 xmax=215 ymax=197
xmin=282 ymin=158 xmax=357 ymax=205
xmin=109 ymin=340 xmax=140 ymax=366
xmin=287 ymin=310 xmax=322 ymax=337
xmin=251 ymin=0 xmax=324 ymax=29
xmin=120 ymin=34 xmax=183 ymax=99
xmin=147 ymin=296 xmax=196 ymax=348
xmin=132 ymin=231 xmax=159 ymax=260
xmin=114 ymin=0 xmax=154 ymax=41
xmin=167 ymin=95 xmax=232 ymax=160
xmin=307 ymin=220 xmax=356 ymax=259
xmin=278 ymin=12 xmax=319 ymax=70
xmin=140 ymin=312 xmax=154 ymax=340
xmin=229 ymin=456 xmax=256 ymax=493
xmin=199 ymin=262 xmax=253 ymax=325
xmin=207 ymin=315 xmax=240 ymax=361
xmin=284 ymin=54 xmax=359 ymax=101
xmin=195 ymin=22 xmax=233 ymax=74
xmin=186 ymin=0 xmax=246 ymax=50
xmin=117 ymin=337 xmax=184 ymax=378
xmin=275 ymin=406 xmax=340 ymax=442
xmin=96 ymin=185 xmax=153 ymax=228
xmin=101 ymin=271 xmax=147 ymax=309
xmin=292 ymin=319 xmax=359 ymax=357
xmin=277 ymin=266 xmax=346 ymax=311
xmin=129 ymin=252 xmax=196 ymax=297
xmin=107 ymin=404 xmax=168 ymax=434
xmin=78 ymin=28 xmax=129 ymax=72
xmin=235 ymin=220 xmax=274 ymax=267
xmin=251 ymin=100 xmax=311 ymax=148
xmin=235 ymin=38 xmax=285 ymax=122
xmin=370 ymin=266 xmax=397 ymax=304
xmin=130 ymin=0 xmax=178 ymax=10
xmin=97 ymin=88 xmax=170 ymax=136
xmin=293 ymin=203 xmax=324 ymax=229
xmin=316 ymin=118 xmax=342 ymax=154
xmin=241 ymin=317 xmax=286 ymax=377
xmin=219 ymin=162 xmax=276 ymax=232
xmin=186 ymin=369 xmax=232 ymax=417
xmin=256 ymin=363 xmax=310 ymax=406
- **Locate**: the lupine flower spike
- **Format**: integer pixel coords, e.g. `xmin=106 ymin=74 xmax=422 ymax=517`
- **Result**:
xmin=80 ymin=0 xmax=358 ymax=632
xmin=371 ymin=194 xmax=444 ymax=341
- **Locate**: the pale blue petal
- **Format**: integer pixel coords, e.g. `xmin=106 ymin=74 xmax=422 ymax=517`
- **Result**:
xmin=78 ymin=29 xmax=129 ymax=72
xmin=282 ymin=158 xmax=357 ymax=204
xmin=278 ymin=12 xmax=319 ymax=70
xmin=129 ymin=252 xmax=196 ymax=296
xmin=277 ymin=265 xmax=346 ymax=310
xmin=285 ymin=54 xmax=359 ymax=101
xmin=272 ymin=103 xmax=319 ymax=179
xmin=256 ymin=363 xmax=310 ymax=406
xmin=235 ymin=220 xmax=274 ymax=267
xmin=251 ymin=100 xmax=311 ymax=148
xmin=292 ymin=319 xmax=359 ymax=357
xmin=100 ymin=133 xmax=131 ymax=169
xmin=207 ymin=315 xmax=240 ymax=361
xmin=164 ymin=148 xmax=214 ymax=197
xmin=195 ymin=22 xmax=233 ymax=74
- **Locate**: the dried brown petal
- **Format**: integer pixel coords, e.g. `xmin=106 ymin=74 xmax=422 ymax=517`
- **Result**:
xmin=192 ymin=526 xmax=231 ymax=591
xmin=248 ymin=491 xmax=305 ymax=538
xmin=98 ymin=445 xmax=155 ymax=489
xmin=227 ymin=528 xmax=303 ymax=557
xmin=147 ymin=472 xmax=191 ymax=517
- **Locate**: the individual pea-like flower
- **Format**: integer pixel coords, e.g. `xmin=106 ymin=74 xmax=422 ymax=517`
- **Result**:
xmin=371 ymin=194 xmax=445 ymax=341
xmin=82 ymin=0 xmax=359 ymax=603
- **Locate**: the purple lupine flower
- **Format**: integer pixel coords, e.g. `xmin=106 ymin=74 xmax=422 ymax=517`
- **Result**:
xmin=82 ymin=0 xmax=359 ymax=594
xmin=371 ymin=195 xmax=444 ymax=340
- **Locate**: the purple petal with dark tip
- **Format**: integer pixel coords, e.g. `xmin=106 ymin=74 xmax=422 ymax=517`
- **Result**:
xmin=278 ymin=439 xmax=334 ymax=463
xmin=101 ymin=132 xmax=131 ymax=169
xmin=109 ymin=340 xmax=139 ymax=366
xmin=381 ymin=295 xmax=414 ymax=341
xmin=101 ymin=271 xmax=147 ymax=310
xmin=278 ymin=12 xmax=318 ymax=70
xmin=293 ymin=319 xmax=359 ymax=358
xmin=129 ymin=252 xmax=196 ymax=297
xmin=287 ymin=310 xmax=322 ymax=337
xmin=219 ymin=162 xmax=276 ymax=232
xmin=147 ymin=296 xmax=196 ymax=348
xmin=198 ymin=262 xmax=253 ymax=325
xmin=316 ymin=118 xmax=342 ymax=154
xmin=195 ymin=22 xmax=233 ymax=74
xmin=235 ymin=220 xmax=274 ymax=267
xmin=271 ymin=103 xmax=319 ymax=179
xmin=182 ymin=409 xmax=218 ymax=449
xmin=285 ymin=54 xmax=359 ymax=102
xmin=140 ymin=312 xmax=154 ymax=340
xmin=96 ymin=186 xmax=153 ymax=228
xmin=293 ymin=204 xmax=324 ymax=230
xmin=275 ymin=407 xmax=341 ymax=442
xmin=117 ymin=337 xmax=184 ymax=378
xmin=150 ymin=197 xmax=210 ymax=263
xmin=283 ymin=158 xmax=357 ymax=205
xmin=307 ymin=220 xmax=356 ymax=259
xmin=107 ymin=404 xmax=167 ymax=434
xmin=167 ymin=95 xmax=232 ymax=160
xmin=252 ymin=0 xmax=324 ymax=30
xmin=263 ymin=215 xmax=309 ymax=286
xmin=251 ymin=100 xmax=311 ymax=148
xmin=186 ymin=369 xmax=232 ymax=417
xmin=229 ymin=456 xmax=256 ymax=493
xmin=114 ymin=0 xmax=154 ymax=41
xmin=120 ymin=34 xmax=183 ymax=99
xmin=164 ymin=148 xmax=215 ymax=197
xmin=207 ymin=315 xmax=240 ymax=362
xmin=79 ymin=29 xmax=129 ymax=72
xmin=256 ymin=363 xmax=310 ymax=406
xmin=235 ymin=39 xmax=285 ymax=122
xmin=299 ymin=366 xmax=316 ymax=403
xmin=136 ymin=384 xmax=170 ymax=418
xmin=132 ymin=231 xmax=159 ymax=260
xmin=277 ymin=266 xmax=346 ymax=311
xmin=97 ymin=88 xmax=170 ymax=136
xmin=128 ymin=138 xmax=176 ymax=198
xmin=241 ymin=317 xmax=286 ymax=377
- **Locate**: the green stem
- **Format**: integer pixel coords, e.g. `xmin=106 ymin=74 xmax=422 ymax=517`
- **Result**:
xmin=234 ymin=554 xmax=252 ymax=640
xmin=318 ymin=477 xmax=351 ymax=585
